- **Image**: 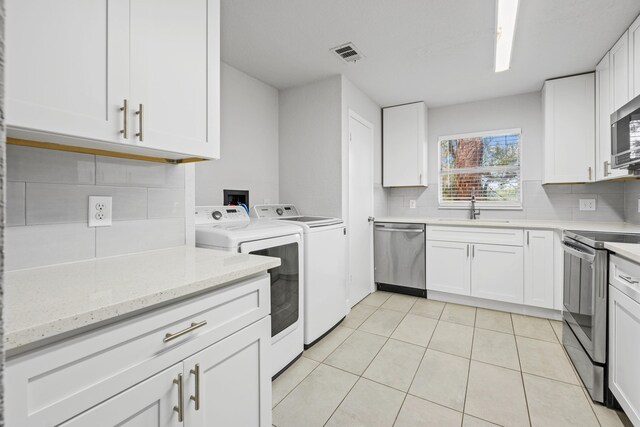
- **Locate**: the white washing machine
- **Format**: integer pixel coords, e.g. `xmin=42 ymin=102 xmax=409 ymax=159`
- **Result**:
xmin=252 ymin=204 xmax=347 ymax=347
xmin=195 ymin=206 xmax=304 ymax=377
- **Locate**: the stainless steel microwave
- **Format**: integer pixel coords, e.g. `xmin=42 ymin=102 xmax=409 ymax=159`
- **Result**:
xmin=611 ymin=94 xmax=640 ymax=170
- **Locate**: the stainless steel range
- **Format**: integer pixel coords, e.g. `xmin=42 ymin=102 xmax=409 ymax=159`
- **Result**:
xmin=562 ymin=230 xmax=640 ymax=406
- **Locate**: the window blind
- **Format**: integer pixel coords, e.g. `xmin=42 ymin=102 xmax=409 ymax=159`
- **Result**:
xmin=438 ymin=131 xmax=521 ymax=207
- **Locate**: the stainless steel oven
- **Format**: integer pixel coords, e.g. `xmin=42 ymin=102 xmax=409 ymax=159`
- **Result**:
xmin=562 ymin=233 xmax=608 ymax=402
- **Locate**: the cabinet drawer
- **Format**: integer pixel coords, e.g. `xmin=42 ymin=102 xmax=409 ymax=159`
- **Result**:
xmin=426 ymin=226 xmax=523 ymax=246
xmin=6 ymin=273 xmax=269 ymax=427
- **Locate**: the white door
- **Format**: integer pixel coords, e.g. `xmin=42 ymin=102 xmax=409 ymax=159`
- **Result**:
xmin=184 ymin=317 xmax=272 ymax=427
xmin=348 ymin=112 xmax=375 ymax=306
xmin=524 ymin=230 xmax=554 ymax=309
xmin=60 ymin=364 xmax=182 ymax=427
xmin=426 ymin=241 xmax=471 ymax=296
xmin=471 ymin=244 xmax=524 ymax=304
xmin=611 ymin=31 xmax=630 ymax=113
xmin=130 ymin=0 xmax=220 ymax=158
xmin=609 ymin=286 xmax=640 ymax=427
xmin=630 ymin=15 xmax=640 ymax=99
xmin=6 ymin=0 xmax=129 ymax=143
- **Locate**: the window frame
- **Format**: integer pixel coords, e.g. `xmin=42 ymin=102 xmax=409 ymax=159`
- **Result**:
xmin=437 ymin=128 xmax=523 ymax=210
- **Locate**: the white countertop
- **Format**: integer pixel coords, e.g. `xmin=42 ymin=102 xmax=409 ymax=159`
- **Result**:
xmin=5 ymin=246 xmax=280 ymax=353
xmin=604 ymin=242 xmax=640 ymax=264
xmin=375 ymin=217 xmax=640 ymax=233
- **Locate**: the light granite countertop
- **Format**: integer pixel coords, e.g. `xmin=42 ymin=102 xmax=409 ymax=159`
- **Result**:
xmin=605 ymin=242 xmax=640 ymax=264
xmin=5 ymin=246 xmax=280 ymax=354
xmin=375 ymin=217 xmax=640 ymax=233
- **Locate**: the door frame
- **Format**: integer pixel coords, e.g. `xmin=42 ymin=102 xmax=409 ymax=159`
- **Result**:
xmin=347 ymin=109 xmax=375 ymax=307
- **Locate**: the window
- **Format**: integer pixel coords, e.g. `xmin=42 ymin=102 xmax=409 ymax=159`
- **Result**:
xmin=438 ymin=129 xmax=521 ymax=208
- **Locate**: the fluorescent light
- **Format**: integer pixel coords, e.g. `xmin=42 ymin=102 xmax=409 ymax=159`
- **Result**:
xmin=495 ymin=0 xmax=519 ymax=72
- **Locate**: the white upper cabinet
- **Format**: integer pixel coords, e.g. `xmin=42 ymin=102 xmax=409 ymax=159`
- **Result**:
xmin=596 ymin=53 xmax=628 ymax=180
xmin=383 ymin=102 xmax=427 ymax=187
xmin=630 ymin=16 xmax=640 ymax=99
xmin=6 ymin=0 xmax=220 ymax=161
xmin=542 ymin=73 xmax=596 ymax=184
xmin=611 ymin=31 xmax=630 ymax=113
xmin=130 ymin=0 xmax=220 ymax=159
xmin=7 ymin=0 xmax=129 ymax=145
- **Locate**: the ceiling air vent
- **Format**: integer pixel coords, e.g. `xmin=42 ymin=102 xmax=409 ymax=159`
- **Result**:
xmin=331 ymin=43 xmax=363 ymax=63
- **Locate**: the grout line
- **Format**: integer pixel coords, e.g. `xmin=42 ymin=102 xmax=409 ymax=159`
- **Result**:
xmin=461 ymin=308 xmax=476 ymax=416
xmin=271 ymin=357 xmax=322 ymax=410
xmin=513 ymin=313 xmax=533 ymax=427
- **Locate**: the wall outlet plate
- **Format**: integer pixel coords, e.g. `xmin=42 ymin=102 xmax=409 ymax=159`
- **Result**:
xmin=409 ymin=199 xmax=417 ymax=209
xmin=88 ymin=196 xmax=112 ymax=227
xmin=579 ymin=198 xmax=596 ymax=211
xmin=637 ymin=198 xmax=640 ymax=213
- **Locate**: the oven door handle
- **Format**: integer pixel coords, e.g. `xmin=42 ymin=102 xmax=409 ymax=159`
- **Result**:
xmin=562 ymin=241 xmax=596 ymax=263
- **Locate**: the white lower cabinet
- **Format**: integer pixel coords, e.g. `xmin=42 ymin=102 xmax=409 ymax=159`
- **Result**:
xmin=426 ymin=226 xmax=557 ymax=310
xmin=426 ymin=240 xmax=471 ymax=295
xmin=524 ymin=230 xmax=555 ymax=309
xmin=60 ymin=363 xmax=183 ymax=427
xmin=184 ymin=317 xmax=271 ymax=427
xmin=6 ymin=274 xmax=272 ymax=426
xmin=471 ymin=244 xmax=524 ymax=304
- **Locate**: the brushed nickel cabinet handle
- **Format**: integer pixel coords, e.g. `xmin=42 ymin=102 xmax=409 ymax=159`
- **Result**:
xmin=588 ymin=166 xmax=592 ymax=181
xmin=173 ymin=373 xmax=184 ymax=422
xmin=190 ymin=364 xmax=201 ymax=410
xmin=136 ymin=103 xmax=144 ymax=142
xmin=466 ymin=244 xmax=469 ymax=257
xmin=527 ymin=231 xmax=530 ymax=246
xmin=164 ymin=320 xmax=208 ymax=343
xmin=120 ymin=99 xmax=128 ymax=139
xmin=604 ymin=160 xmax=610 ymax=176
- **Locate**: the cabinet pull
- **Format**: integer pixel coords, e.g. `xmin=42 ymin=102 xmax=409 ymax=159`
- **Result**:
xmin=620 ymin=275 xmax=640 ymax=285
xmin=190 ymin=364 xmax=201 ymax=410
xmin=471 ymin=245 xmax=475 ymax=258
xmin=466 ymin=244 xmax=469 ymax=257
xmin=120 ymin=99 xmax=128 ymax=139
xmin=136 ymin=103 xmax=144 ymax=142
xmin=173 ymin=374 xmax=184 ymax=422
xmin=604 ymin=160 xmax=610 ymax=176
xmin=527 ymin=231 xmax=530 ymax=246
xmin=588 ymin=166 xmax=592 ymax=181
xmin=164 ymin=320 xmax=208 ymax=343
xmin=419 ymin=173 xmax=422 ymax=184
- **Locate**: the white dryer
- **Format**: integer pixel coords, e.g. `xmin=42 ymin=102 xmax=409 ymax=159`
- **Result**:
xmin=252 ymin=204 xmax=347 ymax=347
xmin=195 ymin=206 xmax=304 ymax=377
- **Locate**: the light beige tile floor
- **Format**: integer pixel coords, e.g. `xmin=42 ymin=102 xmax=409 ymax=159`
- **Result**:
xmin=272 ymin=292 xmax=632 ymax=427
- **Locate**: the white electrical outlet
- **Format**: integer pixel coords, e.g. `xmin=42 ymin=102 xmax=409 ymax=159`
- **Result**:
xmin=409 ymin=199 xmax=417 ymax=209
xmin=637 ymin=198 xmax=640 ymax=213
xmin=579 ymin=198 xmax=596 ymax=211
xmin=89 ymin=196 xmax=113 ymax=227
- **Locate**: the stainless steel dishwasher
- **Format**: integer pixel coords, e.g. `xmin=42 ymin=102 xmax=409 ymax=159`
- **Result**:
xmin=374 ymin=222 xmax=426 ymax=297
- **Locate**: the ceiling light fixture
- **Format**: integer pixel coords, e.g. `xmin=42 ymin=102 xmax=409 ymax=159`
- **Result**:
xmin=495 ymin=0 xmax=519 ymax=72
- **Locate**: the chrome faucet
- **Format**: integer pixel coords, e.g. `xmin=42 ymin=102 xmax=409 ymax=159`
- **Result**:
xmin=470 ymin=189 xmax=480 ymax=220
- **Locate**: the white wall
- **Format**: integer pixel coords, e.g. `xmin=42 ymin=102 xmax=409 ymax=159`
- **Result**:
xmin=195 ymin=63 xmax=279 ymax=208
xmin=279 ymin=76 xmax=343 ymax=217
xmin=341 ymin=77 xmax=384 ymax=219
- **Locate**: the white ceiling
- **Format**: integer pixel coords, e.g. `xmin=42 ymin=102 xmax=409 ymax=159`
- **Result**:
xmin=221 ymin=0 xmax=640 ymax=107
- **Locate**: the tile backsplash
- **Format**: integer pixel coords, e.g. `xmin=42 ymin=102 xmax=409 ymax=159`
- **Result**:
xmin=6 ymin=145 xmax=186 ymax=270
xmin=385 ymin=180 xmax=630 ymax=222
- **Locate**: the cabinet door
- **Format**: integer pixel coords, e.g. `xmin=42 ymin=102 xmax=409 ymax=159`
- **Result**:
xmin=130 ymin=0 xmax=220 ymax=159
xmin=383 ymin=102 xmax=427 ymax=187
xmin=184 ymin=316 xmax=271 ymax=427
xmin=60 ymin=364 xmax=182 ymax=427
xmin=631 ymin=16 xmax=640 ymax=99
xmin=611 ymin=31 xmax=630 ymax=113
xmin=596 ymin=53 xmax=628 ymax=180
xmin=609 ymin=286 xmax=640 ymax=427
xmin=471 ymin=244 xmax=524 ymax=304
xmin=426 ymin=241 xmax=470 ymax=295
xmin=542 ymin=74 xmax=595 ymax=183
xmin=524 ymin=230 xmax=554 ymax=309
xmin=6 ymin=0 xmax=129 ymax=144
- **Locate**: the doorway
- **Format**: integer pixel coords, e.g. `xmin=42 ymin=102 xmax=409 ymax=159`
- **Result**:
xmin=348 ymin=111 xmax=374 ymax=307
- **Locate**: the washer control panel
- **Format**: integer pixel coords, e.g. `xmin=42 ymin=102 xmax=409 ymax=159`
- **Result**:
xmin=195 ymin=206 xmax=249 ymax=224
xmin=252 ymin=204 xmax=300 ymax=219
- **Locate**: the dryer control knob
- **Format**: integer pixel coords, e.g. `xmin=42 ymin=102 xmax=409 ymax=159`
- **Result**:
xmin=212 ymin=210 xmax=223 ymax=220
xmin=276 ymin=208 xmax=284 ymax=216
